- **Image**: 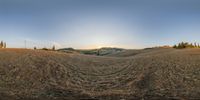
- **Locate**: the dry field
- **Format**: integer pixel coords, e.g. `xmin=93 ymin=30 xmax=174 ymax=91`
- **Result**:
xmin=0 ymin=48 xmax=200 ymax=100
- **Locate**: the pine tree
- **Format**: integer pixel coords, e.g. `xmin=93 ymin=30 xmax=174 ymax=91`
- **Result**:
xmin=173 ymin=45 xmax=177 ymax=48
xmin=180 ymin=42 xmax=184 ymax=48
xmin=194 ymin=42 xmax=197 ymax=48
xmin=52 ymin=45 xmax=55 ymax=51
xmin=174 ymin=42 xmax=200 ymax=49
xmin=97 ymin=49 xmax=100 ymax=56
xmin=177 ymin=43 xmax=180 ymax=48
xmin=3 ymin=42 xmax=6 ymax=48
xmin=0 ymin=41 xmax=3 ymax=48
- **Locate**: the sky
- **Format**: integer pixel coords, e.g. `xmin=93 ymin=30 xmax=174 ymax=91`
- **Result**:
xmin=0 ymin=0 xmax=200 ymax=49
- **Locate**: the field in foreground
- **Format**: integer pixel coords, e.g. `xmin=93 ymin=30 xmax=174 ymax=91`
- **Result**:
xmin=0 ymin=48 xmax=200 ymax=100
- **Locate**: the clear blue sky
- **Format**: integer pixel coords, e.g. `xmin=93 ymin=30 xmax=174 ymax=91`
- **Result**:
xmin=0 ymin=0 xmax=200 ymax=49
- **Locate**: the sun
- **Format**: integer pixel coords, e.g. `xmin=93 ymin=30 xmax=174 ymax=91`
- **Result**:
xmin=97 ymin=45 xmax=103 ymax=49
xmin=87 ymin=44 xmax=107 ymax=49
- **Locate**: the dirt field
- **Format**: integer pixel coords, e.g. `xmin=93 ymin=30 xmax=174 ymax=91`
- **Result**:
xmin=0 ymin=48 xmax=200 ymax=100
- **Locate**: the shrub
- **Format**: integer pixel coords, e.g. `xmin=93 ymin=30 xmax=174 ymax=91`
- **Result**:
xmin=42 ymin=48 xmax=49 ymax=50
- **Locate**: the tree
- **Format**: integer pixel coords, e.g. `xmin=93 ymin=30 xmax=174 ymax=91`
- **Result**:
xmin=179 ymin=42 xmax=184 ymax=48
xmin=97 ymin=49 xmax=100 ymax=56
xmin=34 ymin=46 xmax=37 ymax=50
xmin=173 ymin=45 xmax=177 ymax=48
xmin=189 ymin=43 xmax=194 ymax=48
xmin=177 ymin=43 xmax=181 ymax=48
xmin=194 ymin=42 xmax=197 ymax=48
xmin=3 ymin=42 xmax=6 ymax=48
xmin=173 ymin=42 xmax=200 ymax=49
xmin=42 ymin=48 xmax=48 ymax=50
xmin=0 ymin=41 xmax=3 ymax=48
xmin=52 ymin=45 xmax=55 ymax=51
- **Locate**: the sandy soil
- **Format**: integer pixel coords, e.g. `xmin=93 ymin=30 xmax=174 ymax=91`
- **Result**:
xmin=0 ymin=48 xmax=200 ymax=100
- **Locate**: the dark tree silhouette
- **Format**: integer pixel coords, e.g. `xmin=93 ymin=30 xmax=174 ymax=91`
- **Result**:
xmin=0 ymin=41 xmax=3 ymax=48
xmin=52 ymin=45 xmax=55 ymax=51
xmin=97 ymin=49 xmax=100 ymax=56
xmin=194 ymin=42 xmax=197 ymax=48
xmin=3 ymin=42 xmax=6 ymax=48
xmin=173 ymin=42 xmax=200 ymax=49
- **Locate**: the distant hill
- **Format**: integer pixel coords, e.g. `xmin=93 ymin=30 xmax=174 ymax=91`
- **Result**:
xmin=58 ymin=47 xmax=125 ymax=56
xmin=106 ymin=48 xmax=173 ymax=57
xmin=57 ymin=48 xmax=78 ymax=53
xmin=58 ymin=47 xmax=75 ymax=51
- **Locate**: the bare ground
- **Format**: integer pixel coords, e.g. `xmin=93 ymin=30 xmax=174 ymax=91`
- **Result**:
xmin=0 ymin=48 xmax=200 ymax=100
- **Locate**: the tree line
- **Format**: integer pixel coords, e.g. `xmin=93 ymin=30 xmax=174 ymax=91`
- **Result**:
xmin=34 ymin=45 xmax=56 ymax=51
xmin=173 ymin=42 xmax=200 ymax=49
xmin=0 ymin=41 xmax=6 ymax=48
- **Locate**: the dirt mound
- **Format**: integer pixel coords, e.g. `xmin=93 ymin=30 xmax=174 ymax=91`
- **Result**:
xmin=0 ymin=48 xmax=200 ymax=99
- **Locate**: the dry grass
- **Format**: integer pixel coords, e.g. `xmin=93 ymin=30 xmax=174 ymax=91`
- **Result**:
xmin=0 ymin=48 xmax=200 ymax=100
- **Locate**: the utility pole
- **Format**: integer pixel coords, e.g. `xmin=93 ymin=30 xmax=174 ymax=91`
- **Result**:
xmin=25 ymin=40 xmax=27 ymax=49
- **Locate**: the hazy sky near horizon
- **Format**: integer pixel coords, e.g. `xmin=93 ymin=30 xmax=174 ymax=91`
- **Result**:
xmin=0 ymin=0 xmax=200 ymax=49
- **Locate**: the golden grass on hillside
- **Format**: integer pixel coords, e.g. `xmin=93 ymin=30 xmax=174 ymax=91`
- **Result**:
xmin=0 ymin=48 xmax=200 ymax=99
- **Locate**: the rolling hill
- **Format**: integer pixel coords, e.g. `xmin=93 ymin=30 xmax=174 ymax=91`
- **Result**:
xmin=0 ymin=48 xmax=200 ymax=99
xmin=58 ymin=47 xmax=124 ymax=56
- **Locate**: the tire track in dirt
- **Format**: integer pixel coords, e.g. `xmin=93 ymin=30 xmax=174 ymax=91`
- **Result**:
xmin=64 ymin=61 xmax=133 ymax=77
